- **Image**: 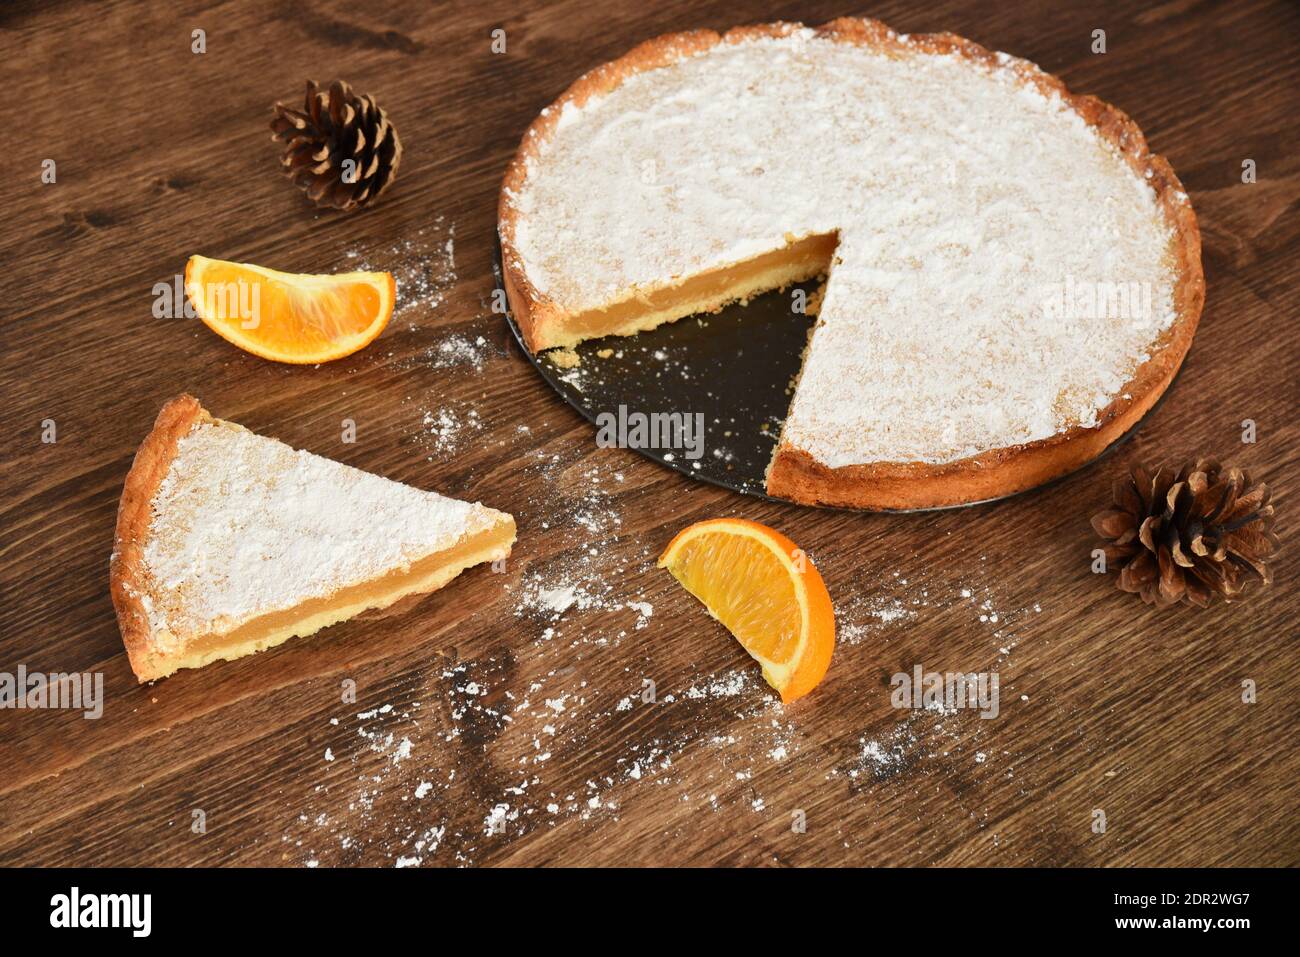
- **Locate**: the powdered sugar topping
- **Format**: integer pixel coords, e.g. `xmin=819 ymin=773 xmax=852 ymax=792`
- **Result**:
xmin=140 ymin=419 xmax=508 ymax=643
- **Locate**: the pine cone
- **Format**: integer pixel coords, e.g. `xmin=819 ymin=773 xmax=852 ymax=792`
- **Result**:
xmin=271 ymin=80 xmax=402 ymax=211
xmin=1092 ymin=459 xmax=1279 ymax=607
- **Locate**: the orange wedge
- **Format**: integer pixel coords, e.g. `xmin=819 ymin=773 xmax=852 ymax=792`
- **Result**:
xmin=184 ymin=255 xmax=394 ymax=364
xmin=658 ymin=518 xmax=835 ymax=704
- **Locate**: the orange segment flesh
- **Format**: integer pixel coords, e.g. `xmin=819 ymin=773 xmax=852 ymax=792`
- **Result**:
xmin=657 ymin=518 xmax=835 ymax=703
xmin=184 ymin=255 xmax=394 ymax=364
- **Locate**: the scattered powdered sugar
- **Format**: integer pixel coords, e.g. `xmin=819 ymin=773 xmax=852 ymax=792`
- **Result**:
xmin=419 ymin=406 xmax=483 ymax=458
xmin=684 ymin=671 xmax=749 ymax=700
xmin=829 ymin=560 xmax=1041 ymax=805
xmin=286 ymin=692 xmax=447 ymax=866
xmin=483 ymin=804 xmax=513 ymax=836
xmin=427 ymin=333 xmax=492 ymax=373
xmin=506 ymin=454 xmax=653 ymax=634
xmin=514 ymin=571 xmax=652 ymax=628
xmin=343 ymin=219 xmax=457 ymax=329
xmin=517 ymin=578 xmax=600 ymax=619
xmin=838 ymin=594 xmax=917 ymax=644
xmin=843 ymin=692 xmax=994 ymax=789
xmin=870 ymin=601 xmax=913 ymax=625
xmin=283 ymin=548 xmax=1033 ymax=866
xmin=836 ymin=569 xmax=1039 ymax=651
xmin=857 ymin=737 xmax=906 ymax=776
xmin=281 ymin=443 xmax=810 ymax=866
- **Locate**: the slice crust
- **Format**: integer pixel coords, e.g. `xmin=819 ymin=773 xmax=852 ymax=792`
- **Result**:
xmin=110 ymin=395 xmax=516 ymax=681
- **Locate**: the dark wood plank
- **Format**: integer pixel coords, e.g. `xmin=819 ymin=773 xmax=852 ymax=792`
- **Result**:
xmin=1 ymin=0 xmax=1296 ymax=867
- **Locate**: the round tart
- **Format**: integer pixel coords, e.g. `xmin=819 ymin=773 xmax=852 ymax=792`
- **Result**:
xmin=499 ymin=18 xmax=1203 ymax=509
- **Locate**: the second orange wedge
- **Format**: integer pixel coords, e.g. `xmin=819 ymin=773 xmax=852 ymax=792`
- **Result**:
xmin=184 ymin=255 xmax=394 ymax=364
xmin=658 ymin=518 xmax=835 ymax=704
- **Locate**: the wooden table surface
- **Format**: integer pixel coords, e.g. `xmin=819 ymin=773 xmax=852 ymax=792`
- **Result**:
xmin=2 ymin=0 xmax=1296 ymax=868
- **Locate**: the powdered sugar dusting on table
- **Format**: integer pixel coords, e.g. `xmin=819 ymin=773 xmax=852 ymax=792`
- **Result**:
xmin=278 ymin=444 xmax=1045 ymax=865
xmin=343 ymin=218 xmax=457 ymax=330
xmin=282 ymin=446 xmax=815 ymax=866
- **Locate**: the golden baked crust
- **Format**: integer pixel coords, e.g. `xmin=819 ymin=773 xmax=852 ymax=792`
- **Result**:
xmin=109 ymin=394 xmax=208 ymax=680
xmin=498 ymin=18 xmax=1204 ymax=510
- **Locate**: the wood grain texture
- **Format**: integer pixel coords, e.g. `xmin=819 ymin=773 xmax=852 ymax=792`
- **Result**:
xmin=1 ymin=0 xmax=1296 ymax=867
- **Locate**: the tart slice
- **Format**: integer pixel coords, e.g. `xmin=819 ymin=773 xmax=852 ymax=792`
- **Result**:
xmin=110 ymin=395 xmax=516 ymax=682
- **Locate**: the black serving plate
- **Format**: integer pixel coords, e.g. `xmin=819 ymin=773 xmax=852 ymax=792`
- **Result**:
xmin=496 ymin=253 xmax=1172 ymax=511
